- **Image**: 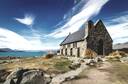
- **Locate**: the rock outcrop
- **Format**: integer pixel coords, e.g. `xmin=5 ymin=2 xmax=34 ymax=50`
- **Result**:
xmin=4 ymin=68 xmax=48 ymax=84
xmin=0 ymin=69 xmax=10 ymax=83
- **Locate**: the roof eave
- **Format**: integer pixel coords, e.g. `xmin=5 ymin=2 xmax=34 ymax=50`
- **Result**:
xmin=60 ymin=39 xmax=85 ymax=45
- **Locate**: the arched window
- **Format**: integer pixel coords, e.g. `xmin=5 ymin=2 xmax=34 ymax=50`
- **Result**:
xmin=70 ymin=48 xmax=72 ymax=56
xmin=65 ymin=49 xmax=67 ymax=55
xmin=77 ymin=48 xmax=80 ymax=57
xmin=61 ymin=49 xmax=63 ymax=55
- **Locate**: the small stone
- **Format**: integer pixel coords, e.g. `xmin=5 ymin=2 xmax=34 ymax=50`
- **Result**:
xmin=86 ymin=59 xmax=96 ymax=66
xmin=69 ymin=63 xmax=81 ymax=70
xmin=44 ymin=77 xmax=51 ymax=84
xmin=44 ymin=74 xmax=50 ymax=78
xmin=51 ymin=74 xmax=56 ymax=78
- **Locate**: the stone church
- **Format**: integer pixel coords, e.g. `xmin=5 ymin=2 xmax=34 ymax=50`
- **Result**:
xmin=60 ymin=20 xmax=113 ymax=57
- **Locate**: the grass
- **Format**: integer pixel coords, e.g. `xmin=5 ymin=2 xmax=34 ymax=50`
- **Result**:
xmin=105 ymin=51 xmax=128 ymax=84
xmin=54 ymin=59 xmax=72 ymax=73
xmin=0 ymin=56 xmax=72 ymax=74
xmin=105 ymin=62 xmax=128 ymax=84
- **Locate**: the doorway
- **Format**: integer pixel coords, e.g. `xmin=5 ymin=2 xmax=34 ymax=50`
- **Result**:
xmin=97 ymin=39 xmax=104 ymax=55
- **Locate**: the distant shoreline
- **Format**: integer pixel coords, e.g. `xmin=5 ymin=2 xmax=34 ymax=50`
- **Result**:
xmin=0 ymin=51 xmax=46 ymax=57
xmin=0 ymin=56 xmax=21 ymax=60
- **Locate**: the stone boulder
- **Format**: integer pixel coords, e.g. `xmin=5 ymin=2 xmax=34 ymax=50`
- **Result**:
xmin=0 ymin=69 xmax=10 ymax=83
xmin=69 ymin=63 xmax=81 ymax=70
xmin=95 ymin=57 xmax=103 ymax=62
xmin=20 ymin=70 xmax=45 ymax=84
xmin=3 ymin=79 xmax=15 ymax=84
xmin=4 ymin=68 xmax=48 ymax=84
xmin=6 ymin=68 xmax=26 ymax=80
xmin=44 ymin=74 xmax=52 ymax=84
xmin=86 ymin=59 xmax=96 ymax=66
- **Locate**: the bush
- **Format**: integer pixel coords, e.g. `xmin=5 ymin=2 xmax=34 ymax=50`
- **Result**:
xmin=106 ymin=51 xmax=128 ymax=61
xmin=45 ymin=54 xmax=54 ymax=59
xmin=109 ymin=51 xmax=127 ymax=57
xmin=84 ymin=49 xmax=97 ymax=59
xmin=106 ymin=56 xmax=120 ymax=61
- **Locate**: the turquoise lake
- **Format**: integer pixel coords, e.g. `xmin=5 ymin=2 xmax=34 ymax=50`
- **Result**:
xmin=0 ymin=51 xmax=47 ymax=57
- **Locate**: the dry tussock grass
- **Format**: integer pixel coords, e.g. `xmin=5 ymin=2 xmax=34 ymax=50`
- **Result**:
xmin=109 ymin=51 xmax=127 ymax=57
xmin=106 ymin=51 xmax=128 ymax=61
xmin=1 ymin=56 xmax=72 ymax=74
xmin=84 ymin=49 xmax=97 ymax=59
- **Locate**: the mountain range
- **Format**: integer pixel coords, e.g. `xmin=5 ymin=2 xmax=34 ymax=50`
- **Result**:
xmin=113 ymin=42 xmax=128 ymax=52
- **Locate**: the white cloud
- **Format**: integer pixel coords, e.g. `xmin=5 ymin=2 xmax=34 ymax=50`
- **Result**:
xmin=15 ymin=14 xmax=35 ymax=26
xmin=0 ymin=27 xmax=60 ymax=50
xmin=0 ymin=28 xmax=34 ymax=50
xmin=106 ymin=14 xmax=128 ymax=44
xmin=47 ymin=0 xmax=109 ymax=38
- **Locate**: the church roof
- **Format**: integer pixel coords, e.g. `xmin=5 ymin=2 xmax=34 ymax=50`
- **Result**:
xmin=60 ymin=28 xmax=85 ymax=45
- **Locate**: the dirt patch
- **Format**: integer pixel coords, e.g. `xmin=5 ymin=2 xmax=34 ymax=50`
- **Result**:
xmin=63 ymin=62 xmax=113 ymax=84
xmin=105 ymin=62 xmax=128 ymax=84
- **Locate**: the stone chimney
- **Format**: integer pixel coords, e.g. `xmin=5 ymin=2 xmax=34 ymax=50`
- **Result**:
xmin=88 ymin=20 xmax=94 ymax=29
xmin=85 ymin=20 xmax=94 ymax=38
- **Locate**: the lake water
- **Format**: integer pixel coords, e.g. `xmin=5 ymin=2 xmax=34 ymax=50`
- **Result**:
xmin=0 ymin=51 xmax=47 ymax=57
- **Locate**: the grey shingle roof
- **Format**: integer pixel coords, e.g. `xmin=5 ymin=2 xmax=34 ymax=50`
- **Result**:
xmin=60 ymin=28 xmax=85 ymax=45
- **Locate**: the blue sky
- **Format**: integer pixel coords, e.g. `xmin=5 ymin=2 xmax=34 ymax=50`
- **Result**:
xmin=0 ymin=0 xmax=128 ymax=50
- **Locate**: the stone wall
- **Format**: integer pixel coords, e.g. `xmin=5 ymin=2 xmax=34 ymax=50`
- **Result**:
xmin=86 ymin=20 xmax=112 ymax=55
xmin=60 ymin=41 xmax=87 ymax=57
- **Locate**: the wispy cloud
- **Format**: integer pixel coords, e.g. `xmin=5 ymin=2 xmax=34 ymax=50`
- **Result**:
xmin=106 ymin=12 xmax=128 ymax=44
xmin=0 ymin=27 xmax=60 ymax=50
xmin=15 ymin=14 xmax=35 ymax=26
xmin=0 ymin=27 xmax=34 ymax=50
xmin=47 ymin=0 xmax=109 ymax=38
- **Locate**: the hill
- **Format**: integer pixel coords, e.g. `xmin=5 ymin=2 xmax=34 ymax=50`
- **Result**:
xmin=113 ymin=42 xmax=128 ymax=53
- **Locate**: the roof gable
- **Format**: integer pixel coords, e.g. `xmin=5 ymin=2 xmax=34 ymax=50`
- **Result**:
xmin=95 ymin=19 xmax=113 ymax=42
